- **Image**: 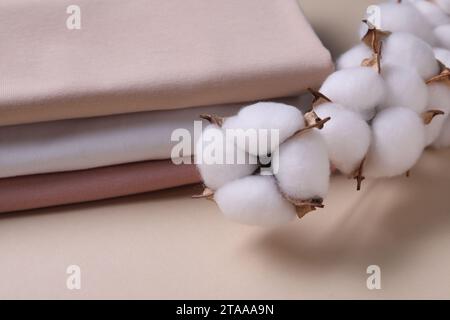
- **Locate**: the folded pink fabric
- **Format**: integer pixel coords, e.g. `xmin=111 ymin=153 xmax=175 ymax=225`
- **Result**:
xmin=0 ymin=160 xmax=200 ymax=213
xmin=0 ymin=0 xmax=332 ymax=126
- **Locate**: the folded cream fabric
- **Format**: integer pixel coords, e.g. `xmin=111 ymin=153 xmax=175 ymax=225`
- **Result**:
xmin=0 ymin=159 xmax=200 ymax=214
xmin=0 ymin=102 xmax=247 ymax=178
xmin=0 ymin=0 xmax=333 ymax=126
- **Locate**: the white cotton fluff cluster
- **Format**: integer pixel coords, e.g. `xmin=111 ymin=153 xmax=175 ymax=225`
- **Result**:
xmin=434 ymin=47 xmax=450 ymax=66
xmin=196 ymin=102 xmax=331 ymax=227
xmin=433 ymin=117 xmax=450 ymax=148
xmin=336 ymin=44 xmax=372 ymax=70
xmin=274 ymin=131 xmax=330 ymax=200
xmin=424 ymin=83 xmax=450 ymax=145
xmin=379 ymin=64 xmax=428 ymax=113
xmin=364 ymin=107 xmax=426 ymax=178
xmin=195 ymin=124 xmax=258 ymax=190
xmin=222 ymin=102 xmax=304 ymax=156
xmin=382 ymin=32 xmax=440 ymax=79
xmin=361 ymin=2 xmax=437 ymax=45
xmin=413 ymin=0 xmax=450 ymax=27
xmin=319 ymin=67 xmax=386 ymax=120
xmin=434 ymin=0 xmax=450 ymax=14
xmin=314 ymin=103 xmax=371 ymax=175
xmin=214 ymin=176 xmax=297 ymax=227
xmin=434 ymin=24 xmax=450 ymax=49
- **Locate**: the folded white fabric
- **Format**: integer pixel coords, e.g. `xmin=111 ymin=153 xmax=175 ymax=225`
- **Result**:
xmin=0 ymin=98 xmax=302 ymax=178
xmin=0 ymin=103 xmax=245 ymax=178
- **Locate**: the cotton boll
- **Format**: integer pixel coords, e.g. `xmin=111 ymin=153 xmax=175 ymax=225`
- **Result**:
xmin=195 ymin=125 xmax=258 ymax=190
xmin=434 ymin=24 xmax=450 ymax=50
xmin=336 ymin=44 xmax=372 ymax=70
xmin=379 ymin=65 xmax=428 ymax=113
xmin=434 ymin=47 xmax=450 ymax=67
xmin=222 ymin=102 xmax=304 ymax=156
xmin=433 ymin=0 xmax=450 ymax=15
xmin=314 ymin=103 xmax=371 ymax=175
xmin=383 ymin=32 xmax=440 ymax=79
xmin=361 ymin=2 xmax=437 ymax=45
xmin=274 ymin=130 xmax=330 ymax=200
xmin=413 ymin=1 xmax=450 ymax=27
xmin=432 ymin=117 xmax=450 ymax=148
xmin=319 ymin=67 xmax=386 ymax=120
xmin=365 ymin=107 xmax=426 ymax=178
xmin=424 ymin=83 xmax=450 ymax=145
xmin=214 ymin=175 xmax=297 ymax=227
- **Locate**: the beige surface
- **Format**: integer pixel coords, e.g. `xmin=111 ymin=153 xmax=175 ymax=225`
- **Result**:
xmin=1 ymin=149 xmax=450 ymax=299
xmin=3 ymin=0 xmax=450 ymax=299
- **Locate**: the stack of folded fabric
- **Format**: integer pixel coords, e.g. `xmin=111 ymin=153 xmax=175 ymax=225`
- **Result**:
xmin=0 ymin=0 xmax=333 ymax=213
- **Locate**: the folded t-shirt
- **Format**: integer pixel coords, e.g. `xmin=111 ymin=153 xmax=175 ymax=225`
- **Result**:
xmin=0 ymin=0 xmax=332 ymax=126
xmin=0 ymin=102 xmax=244 ymax=178
xmin=0 ymin=159 xmax=200 ymax=214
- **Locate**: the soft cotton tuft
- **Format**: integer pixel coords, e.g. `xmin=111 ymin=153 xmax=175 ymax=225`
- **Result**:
xmin=274 ymin=131 xmax=330 ymax=200
xmin=222 ymin=102 xmax=304 ymax=156
xmin=319 ymin=67 xmax=386 ymax=120
xmin=214 ymin=175 xmax=297 ymax=227
xmin=314 ymin=103 xmax=371 ymax=175
xmin=195 ymin=125 xmax=258 ymax=190
xmin=365 ymin=107 xmax=426 ymax=178
xmin=434 ymin=24 xmax=450 ymax=50
xmin=360 ymin=2 xmax=437 ymax=45
xmin=380 ymin=65 xmax=428 ymax=113
xmin=336 ymin=44 xmax=372 ymax=70
xmin=382 ymin=32 xmax=440 ymax=80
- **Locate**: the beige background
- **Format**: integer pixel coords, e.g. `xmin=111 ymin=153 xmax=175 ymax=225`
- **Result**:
xmin=2 ymin=0 xmax=450 ymax=299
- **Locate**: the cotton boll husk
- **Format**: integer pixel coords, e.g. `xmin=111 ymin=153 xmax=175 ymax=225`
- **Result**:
xmin=434 ymin=25 xmax=450 ymax=50
xmin=413 ymin=1 xmax=450 ymax=27
xmin=274 ymin=130 xmax=330 ymax=200
xmin=319 ymin=67 xmax=385 ymax=120
xmin=382 ymin=32 xmax=440 ymax=79
xmin=434 ymin=47 xmax=450 ymax=67
xmin=365 ymin=107 xmax=426 ymax=178
xmin=424 ymin=83 xmax=450 ymax=145
xmin=214 ymin=175 xmax=297 ymax=227
xmin=336 ymin=44 xmax=372 ymax=70
xmin=360 ymin=2 xmax=437 ymax=45
xmin=379 ymin=65 xmax=428 ymax=113
xmin=432 ymin=117 xmax=450 ymax=148
xmin=195 ymin=125 xmax=258 ymax=190
xmin=314 ymin=103 xmax=371 ymax=175
xmin=222 ymin=102 xmax=304 ymax=156
xmin=433 ymin=0 xmax=450 ymax=14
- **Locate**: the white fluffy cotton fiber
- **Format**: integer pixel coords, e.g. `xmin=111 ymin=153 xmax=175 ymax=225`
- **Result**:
xmin=222 ymin=102 xmax=304 ymax=156
xmin=314 ymin=103 xmax=372 ymax=175
xmin=380 ymin=64 xmax=428 ymax=113
xmin=195 ymin=125 xmax=258 ymax=190
xmin=319 ymin=67 xmax=386 ymax=120
xmin=434 ymin=47 xmax=450 ymax=66
xmin=214 ymin=175 xmax=297 ymax=227
xmin=382 ymin=32 xmax=440 ymax=80
xmin=434 ymin=24 xmax=450 ymax=50
xmin=364 ymin=107 xmax=426 ymax=178
xmin=361 ymin=2 xmax=437 ymax=45
xmin=413 ymin=1 xmax=450 ymax=27
xmin=336 ymin=44 xmax=372 ymax=70
xmin=274 ymin=130 xmax=330 ymax=200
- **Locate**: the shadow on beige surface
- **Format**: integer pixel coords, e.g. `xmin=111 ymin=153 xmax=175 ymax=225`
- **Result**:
xmin=1 ymin=150 xmax=449 ymax=299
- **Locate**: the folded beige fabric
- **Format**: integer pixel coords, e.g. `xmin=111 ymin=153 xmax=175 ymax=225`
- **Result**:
xmin=0 ymin=0 xmax=332 ymax=126
xmin=0 ymin=159 xmax=200 ymax=214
